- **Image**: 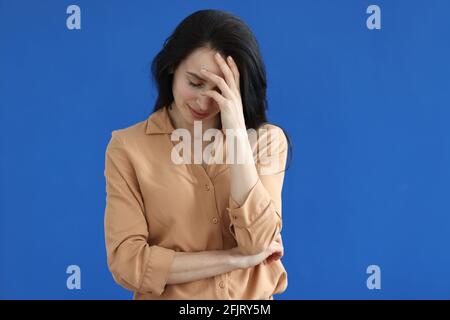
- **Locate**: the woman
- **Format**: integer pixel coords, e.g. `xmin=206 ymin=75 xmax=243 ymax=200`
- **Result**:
xmin=104 ymin=9 xmax=292 ymax=300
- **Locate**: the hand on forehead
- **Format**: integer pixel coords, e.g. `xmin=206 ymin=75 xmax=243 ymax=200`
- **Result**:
xmin=183 ymin=48 xmax=225 ymax=80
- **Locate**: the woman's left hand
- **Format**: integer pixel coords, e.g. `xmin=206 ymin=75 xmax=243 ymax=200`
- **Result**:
xmin=264 ymin=233 xmax=284 ymax=264
xmin=199 ymin=52 xmax=246 ymax=132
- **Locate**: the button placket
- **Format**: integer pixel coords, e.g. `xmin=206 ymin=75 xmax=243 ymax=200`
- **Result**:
xmin=191 ymin=164 xmax=225 ymax=247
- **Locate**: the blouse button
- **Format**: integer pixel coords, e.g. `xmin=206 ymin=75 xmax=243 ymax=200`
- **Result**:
xmin=212 ymin=217 xmax=218 ymax=224
xmin=219 ymin=281 xmax=225 ymax=289
xmin=205 ymin=184 xmax=210 ymax=191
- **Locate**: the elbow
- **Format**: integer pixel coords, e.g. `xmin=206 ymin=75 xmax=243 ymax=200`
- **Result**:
xmin=109 ymin=260 xmax=164 ymax=296
xmin=107 ymin=258 xmax=140 ymax=293
xmin=232 ymin=216 xmax=282 ymax=256
xmin=107 ymin=243 xmax=175 ymax=296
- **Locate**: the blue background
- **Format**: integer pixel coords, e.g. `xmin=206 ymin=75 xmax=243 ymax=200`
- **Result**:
xmin=1 ymin=0 xmax=449 ymax=299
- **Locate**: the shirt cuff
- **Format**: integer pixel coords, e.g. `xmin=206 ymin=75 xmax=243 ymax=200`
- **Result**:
xmin=226 ymin=178 xmax=273 ymax=228
xmin=139 ymin=245 xmax=175 ymax=295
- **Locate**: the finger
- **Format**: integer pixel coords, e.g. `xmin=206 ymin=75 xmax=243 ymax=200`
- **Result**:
xmin=267 ymin=246 xmax=278 ymax=258
xmin=266 ymin=253 xmax=280 ymax=264
xmin=226 ymin=56 xmax=240 ymax=90
xmin=214 ymin=52 xmax=237 ymax=90
xmin=200 ymin=68 xmax=233 ymax=99
xmin=200 ymin=90 xmax=228 ymax=110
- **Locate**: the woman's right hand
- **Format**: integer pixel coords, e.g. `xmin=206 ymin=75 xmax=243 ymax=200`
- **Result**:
xmin=228 ymin=234 xmax=284 ymax=269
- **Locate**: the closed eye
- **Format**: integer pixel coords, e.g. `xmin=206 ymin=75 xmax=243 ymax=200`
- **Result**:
xmin=186 ymin=71 xmax=220 ymax=93
xmin=188 ymin=81 xmax=203 ymax=88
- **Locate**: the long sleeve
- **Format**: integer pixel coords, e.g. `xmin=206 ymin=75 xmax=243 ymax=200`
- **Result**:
xmin=227 ymin=125 xmax=288 ymax=255
xmin=104 ymin=132 xmax=175 ymax=296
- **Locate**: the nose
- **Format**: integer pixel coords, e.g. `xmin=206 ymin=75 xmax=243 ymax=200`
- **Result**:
xmin=196 ymin=94 xmax=214 ymax=112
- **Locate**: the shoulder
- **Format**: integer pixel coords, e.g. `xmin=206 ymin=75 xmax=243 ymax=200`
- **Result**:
xmin=110 ymin=119 xmax=148 ymax=143
xmin=105 ymin=119 xmax=150 ymax=161
xmin=104 ymin=119 xmax=150 ymax=175
xmin=251 ymin=123 xmax=288 ymax=150
xmin=250 ymin=123 xmax=289 ymax=175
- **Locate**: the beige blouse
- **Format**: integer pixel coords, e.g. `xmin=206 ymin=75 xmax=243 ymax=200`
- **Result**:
xmin=104 ymin=106 xmax=288 ymax=300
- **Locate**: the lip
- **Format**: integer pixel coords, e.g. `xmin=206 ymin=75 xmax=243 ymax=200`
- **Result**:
xmin=188 ymin=104 xmax=209 ymax=119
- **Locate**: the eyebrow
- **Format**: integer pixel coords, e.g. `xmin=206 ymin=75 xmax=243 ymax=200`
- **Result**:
xmin=186 ymin=71 xmax=206 ymax=82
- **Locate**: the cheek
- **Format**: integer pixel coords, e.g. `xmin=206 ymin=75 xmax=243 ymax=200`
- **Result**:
xmin=174 ymin=81 xmax=197 ymax=101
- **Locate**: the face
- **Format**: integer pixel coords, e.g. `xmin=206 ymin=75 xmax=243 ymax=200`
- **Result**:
xmin=170 ymin=47 xmax=223 ymax=129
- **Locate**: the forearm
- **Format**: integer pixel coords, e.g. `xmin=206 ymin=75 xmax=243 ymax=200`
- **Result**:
xmin=166 ymin=249 xmax=241 ymax=285
xmin=229 ymin=133 xmax=259 ymax=206
xmin=228 ymin=131 xmax=285 ymax=256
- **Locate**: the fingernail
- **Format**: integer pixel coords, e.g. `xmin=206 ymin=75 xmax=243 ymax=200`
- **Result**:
xmin=228 ymin=56 xmax=233 ymax=62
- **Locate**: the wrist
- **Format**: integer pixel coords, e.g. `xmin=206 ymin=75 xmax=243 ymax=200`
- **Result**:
xmin=227 ymin=248 xmax=247 ymax=269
